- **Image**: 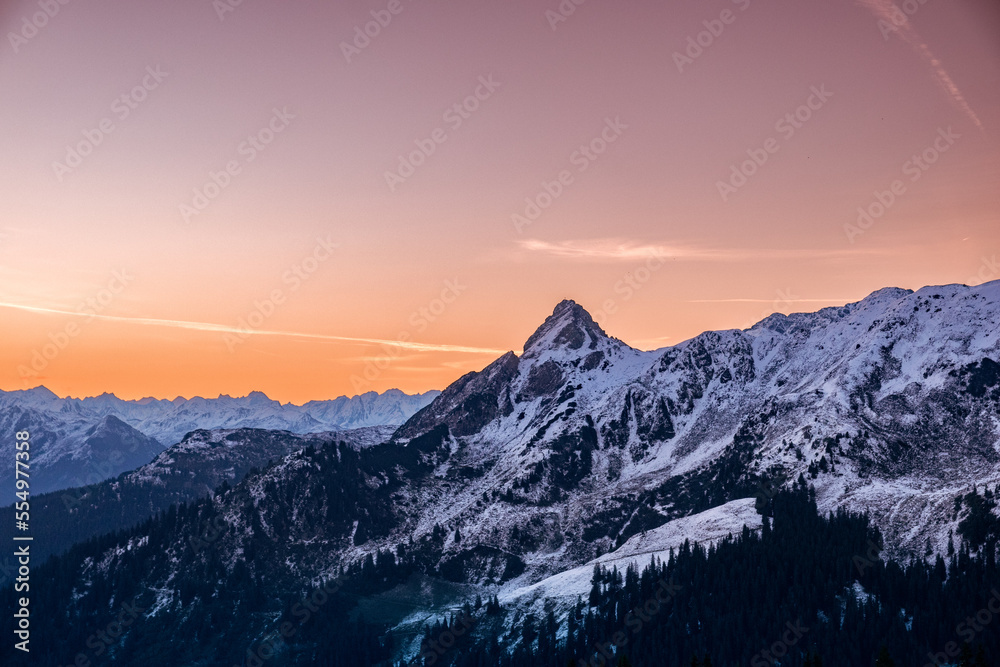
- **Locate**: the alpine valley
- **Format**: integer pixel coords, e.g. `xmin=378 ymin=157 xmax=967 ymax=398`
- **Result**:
xmin=7 ymin=281 xmax=1000 ymax=667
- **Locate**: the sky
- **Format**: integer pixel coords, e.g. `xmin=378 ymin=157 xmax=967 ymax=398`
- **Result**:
xmin=1 ymin=0 xmax=998 ymax=404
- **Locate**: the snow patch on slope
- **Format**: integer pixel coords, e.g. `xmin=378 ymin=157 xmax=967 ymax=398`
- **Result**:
xmin=502 ymin=498 xmax=761 ymax=607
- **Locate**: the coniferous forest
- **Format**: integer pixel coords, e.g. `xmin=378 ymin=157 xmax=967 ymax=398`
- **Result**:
xmin=5 ymin=480 xmax=999 ymax=667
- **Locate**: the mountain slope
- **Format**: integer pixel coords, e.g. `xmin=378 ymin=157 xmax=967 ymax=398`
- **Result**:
xmin=0 ymin=425 xmax=395 ymax=562
xmin=388 ymin=283 xmax=999 ymax=566
xmin=11 ymin=280 xmax=1000 ymax=665
xmin=2 ymin=414 xmax=164 ymax=496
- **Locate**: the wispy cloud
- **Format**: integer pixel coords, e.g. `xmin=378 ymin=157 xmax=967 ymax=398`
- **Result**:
xmin=687 ymin=297 xmax=858 ymax=304
xmin=0 ymin=301 xmax=505 ymax=355
xmin=856 ymin=0 xmax=983 ymax=129
xmin=516 ymin=238 xmax=889 ymax=262
xmin=517 ymin=239 xmax=678 ymax=261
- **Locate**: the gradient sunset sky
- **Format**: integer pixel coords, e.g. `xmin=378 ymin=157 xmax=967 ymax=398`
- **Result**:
xmin=1 ymin=0 xmax=998 ymax=404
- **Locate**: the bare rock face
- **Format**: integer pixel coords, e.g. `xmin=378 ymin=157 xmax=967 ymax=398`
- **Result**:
xmin=520 ymin=360 xmax=565 ymax=401
xmin=393 ymin=351 xmax=520 ymax=440
xmin=395 ymin=301 xmax=619 ymax=441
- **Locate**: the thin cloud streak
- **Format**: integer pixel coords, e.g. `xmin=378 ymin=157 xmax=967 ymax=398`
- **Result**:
xmin=687 ymin=298 xmax=860 ymax=304
xmin=0 ymin=301 xmax=505 ymax=356
xmin=516 ymin=238 xmax=890 ymax=262
xmin=856 ymin=0 xmax=983 ymax=129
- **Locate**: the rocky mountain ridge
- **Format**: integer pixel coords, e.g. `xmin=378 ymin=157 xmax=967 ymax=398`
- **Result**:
xmin=17 ymin=281 xmax=1000 ymax=665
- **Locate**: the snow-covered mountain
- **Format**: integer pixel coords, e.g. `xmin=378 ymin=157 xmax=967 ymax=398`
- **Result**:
xmin=0 ymin=387 xmax=438 ymax=495
xmin=386 ymin=282 xmax=999 ymax=570
xmin=25 ymin=280 xmax=1000 ymax=664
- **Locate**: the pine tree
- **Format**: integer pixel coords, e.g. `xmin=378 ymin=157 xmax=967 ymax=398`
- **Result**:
xmin=804 ymin=652 xmax=823 ymax=667
xmin=589 ymin=564 xmax=602 ymax=607
xmin=959 ymin=643 xmax=974 ymax=667
xmin=875 ymin=646 xmax=895 ymax=667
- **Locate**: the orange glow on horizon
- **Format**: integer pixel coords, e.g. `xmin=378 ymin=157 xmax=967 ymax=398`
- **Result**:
xmin=1 ymin=0 xmax=997 ymax=404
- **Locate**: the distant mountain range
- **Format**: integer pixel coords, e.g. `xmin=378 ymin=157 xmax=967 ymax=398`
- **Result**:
xmin=0 ymin=387 xmax=438 ymax=495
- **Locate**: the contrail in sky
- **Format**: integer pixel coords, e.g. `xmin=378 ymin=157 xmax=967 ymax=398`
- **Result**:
xmin=0 ymin=301 xmax=505 ymax=355
xmin=856 ymin=0 xmax=983 ymax=130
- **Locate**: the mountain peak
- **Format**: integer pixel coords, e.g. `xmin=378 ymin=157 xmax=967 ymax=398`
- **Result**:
xmin=553 ymin=299 xmax=587 ymax=317
xmin=861 ymin=286 xmax=913 ymax=306
xmin=522 ymin=300 xmax=609 ymax=357
xmin=85 ymin=414 xmax=130 ymax=437
xmin=23 ymin=385 xmax=59 ymax=401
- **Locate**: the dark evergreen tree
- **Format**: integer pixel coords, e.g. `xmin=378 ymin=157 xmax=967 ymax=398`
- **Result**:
xmin=875 ymin=645 xmax=895 ymax=667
